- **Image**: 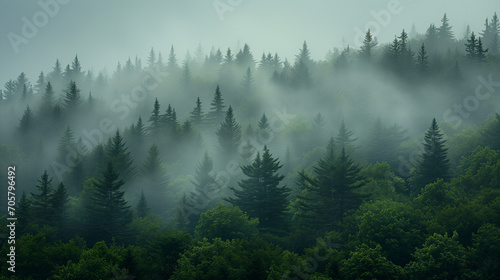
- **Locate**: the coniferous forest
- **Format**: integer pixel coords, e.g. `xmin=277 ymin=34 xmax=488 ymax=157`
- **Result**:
xmin=1 ymin=5 xmax=500 ymax=280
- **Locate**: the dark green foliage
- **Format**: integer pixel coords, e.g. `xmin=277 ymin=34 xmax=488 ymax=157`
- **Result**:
xmin=482 ymin=113 xmax=500 ymax=150
xmin=18 ymin=105 xmax=34 ymax=133
xmin=30 ymin=170 xmax=53 ymax=226
xmin=86 ymin=161 xmax=133 ymax=243
xmin=63 ymin=81 xmax=81 ymax=111
xmin=189 ymin=97 xmax=204 ymax=126
xmin=227 ymin=146 xmax=290 ymax=236
xmin=359 ymin=29 xmax=378 ymax=62
xmin=297 ymin=138 xmax=366 ymax=234
xmin=215 ymin=105 xmax=241 ymax=157
xmin=136 ymin=190 xmax=151 ymax=218
xmin=207 ymin=85 xmax=226 ymax=125
xmin=106 ymin=130 xmax=135 ymax=181
xmin=148 ymin=98 xmax=162 ymax=135
xmin=412 ymin=118 xmax=450 ymax=193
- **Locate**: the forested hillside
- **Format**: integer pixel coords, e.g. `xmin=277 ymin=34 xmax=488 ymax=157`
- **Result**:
xmin=1 ymin=11 xmax=500 ymax=280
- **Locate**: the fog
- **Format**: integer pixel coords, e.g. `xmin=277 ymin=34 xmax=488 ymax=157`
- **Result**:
xmin=1 ymin=0 xmax=499 ymax=230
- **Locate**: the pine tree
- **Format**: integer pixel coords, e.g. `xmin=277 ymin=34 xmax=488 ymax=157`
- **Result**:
xmin=57 ymin=125 xmax=76 ymax=162
xmin=207 ymin=85 xmax=226 ymax=125
xmin=413 ymin=118 xmax=450 ymax=193
xmin=34 ymin=71 xmax=46 ymax=95
xmin=39 ymin=82 xmax=55 ymax=116
xmin=476 ymin=37 xmax=488 ymax=63
xmin=147 ymin=47 xmax=156 ymax=68
xmin=216 ymin=105 xmax=242 ymax=157
xmin=256 ymin=113 xmax=272 ymax=145
xmin=167 ymin=45 xmax=180 ymax=73
xmin=181 ymin=60 xmax=191 ymax=86
xmin=489 ymin=12 xmax=499 ymax=54
xmin=63 ymin=81 xmax=81 ymax=111
xmin=3 ymin=80 xmax=15 ymax=102
xmin=107 ymin=130 xmax=136 ymax=181
xmin=359 ymin=29 xmax=378 ymax=62
xmin=136 ymin=190 xmax=151 ymax=218
xmin=148 ymin=98 xmax=162 ymax=136
xmin=291 ymin=58 xmax=312 ymax=88
xmin=185 ymin=152 xmax=219 ymax=228
xmin=295 ymin=41 xmax=314 ymax=69
xmin=438 ymin=13 xmax=454 ymax=45
xmin=30 ymin=170 xmax=53 ymax=226
xmin=417 ymin=43 xmax=429 ymax=72
xmin=236 ymin=43 xmax=255 ymax=70
xmin=17 ymin=191 xmax=31 ymax=235
xmin=425 ymin=23 xmax=439 ymax=52
xmin=465 ymin=32 xmax=478 ymax=60
xmin=50 ymin=182 xmax=69 ymax=238
xmin=335 ymin=120 xmax=358 ymax=152
xmin=227 ymin=146 xmax=290 ymax=235
xmin=241 ymin=67 xmax=254 ymax=94
xmin=19 ymin=105 xmax=34 ymax=133
xmin=190 ymin=97 xmax=204 ymax=126
xmin=89 ymin=161 xmax=133 ymax=243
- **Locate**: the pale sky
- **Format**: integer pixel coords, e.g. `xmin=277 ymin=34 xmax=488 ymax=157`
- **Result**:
xmin=1 ymin=0 xmax=497 ymax=84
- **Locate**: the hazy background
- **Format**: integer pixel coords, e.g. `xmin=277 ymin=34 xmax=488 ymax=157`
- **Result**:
xmin=1 ymin=0 xmax=497 ymax=84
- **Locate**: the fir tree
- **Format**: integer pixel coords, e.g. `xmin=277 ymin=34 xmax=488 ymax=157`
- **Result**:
xmin=19 ymin=105 xmax=34 ymax=133
xmin=216 ymin=105 xmax=242 ymax=157
xmin=89 ymin=161 xmax=133 ymax=243
xmin=438 ymin=13 xmax=455 ymax=45
xmin=465 ymin=32 xmax=478 ymax=60
xmin=136 ymin=190 xmax=151 ymax=218
xmin=57 ymin=125 xmax=76 ymax=162
xmin=207 ymin=85 xmax=226 ymax=125
xmin=63 ymin=81 xmax=81 ymax=111
xmin=413 ymin=118 xmax=450 ymax=193
xmin=190 ymin=97 xmax=204 ymax=126
xmin=335 ymin=120 xmax=358 ymax=152
xmin=17 ymin=191 xmax=31 ymax=235
xmin=34 ymin=71 xmax=46 ymax=95
xmin=51 ymin=182 xmax=69 ymax=238
xmin=148 ymin=98 xmax=162 ymax=136
xmin=417 ymin=43 xmax=429 ymax=72
xmin=241 ymin=67 xmax=254 ymax=94
xmin=30 ymin=170 xmax=53 ymax=226
xmin=227 ymin=146 xmax=290 ymax=235
xmin=107 ymin=130 xmax=136 ymax=181
xmin=147 ymin=47 xmax=156 ymax=68
xmin=256 ymin=113 xmax=272 ymax=145
xmin=167 ymin=45 xmax=180 ymax=73
xmin=359 ymin=29 xmax=378 ymax=62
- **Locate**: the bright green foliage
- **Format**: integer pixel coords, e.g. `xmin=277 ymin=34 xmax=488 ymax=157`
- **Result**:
xmin=171 ymin=237 xmax=282 ymax=280
xmin=359 ymin=162 xmax=407 ymax=200
xmin=470 ymin=224 xmax=500 ymax=279
xmin=341 ymin=244 xmax=403 ymax=280
xmin=227 ymin=146 xmax=290 ymax=236
xmin=458 ymin=146 xmax=500 ymax=192
xmin=414 ymin=179 xmax=458 ymax=209
xmin=404 ymin=232 xmax=467 ymax=280
xmin=52 ymin=241 xmax=125 ymax=280
xmin=195 ymin=203 xmax=259 ymax=240
xmin=353 ymin=201 xmax=427 ymax=266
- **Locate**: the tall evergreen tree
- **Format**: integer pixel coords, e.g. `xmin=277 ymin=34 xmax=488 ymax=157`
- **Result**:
xmin=63 ymin=81 xmax=81 ymax=111
xmin=359 ymin=29 xmax=378 ymax=62
xmin=30 ymin=170 xmax=53 ymax=226
xmin=50 ymin=182 xmax=69 ymax=238
xmin=148 ymin=98 xmax=162 ymax=136
xmin=136 ymin=190 xmax=151 ymax=218
xmin=106 ymin=130 xmax=136 ymax=181
xmin=207 ymin=85 xmax=226 ymax=125
xmin=227 ymin=146 xmax=290 ymax=235
xmin=438 ymin=13 xmax=455 ymax=45
xmin=465 ymin=32 xmax=478 ymax=60
xmin=241 ymin=67 xmax=254 ymax=94
xmin=190 ymin=97 xmax=204 ymax=126
xmin=216 ymin=105 xmax=242 ymax=157
xmin=147 ymin=47 xmax=156 ymax=69
xmin=417 ymin=43 xmax=429 ymax=72
xmin=39 ymin=82 xmax=55 ymax=116
xmin=335 ymin=120 xmax=358 ymax=152
xmin=88 ymin=161 xmax=133 ymax=243
xmin=18 ymin=105 xmax=34 ymax=133
xmin=413 ymin=118 xmax=450 ymax=193
xmin=167 ymin=45 xmax=180 ymax=74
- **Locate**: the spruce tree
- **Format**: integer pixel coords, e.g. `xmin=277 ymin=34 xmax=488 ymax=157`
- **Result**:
xmin=40 ymin=82 xmax=55 ymax=116
xmin=106 ymin=130 xmax=136 ymax=181
xmin=63 ymin=81 xmax=81 ymax=111
xmin=465 ymin=32 xmax=478 ymax=60
xmin=18 ymin=105 xmax=34 ymax=133
xmin=190 ymin=97 xmax=204 ymax=126
xmin=136 ymin=190 xmax=151 ymax=218
xmin=215 ymin=105 xmax=242 ymax=157
xmin=335 ymin=120 xmax=358 ymax=152
xmin=89 ymin=161 xmax=133 ymax=243
xmin=30 ymin=170 xmax=53 ymax=226
xmin=413 ymin=118 xmax=450 ymax=193
xmin=50 ymin=182 xmax=69 ymax=238
xmin=438 ymin=13 xmax=454 ymax=45
xmin=227 ymin=146 xmax=290 ymax=236
xmin=167 ymin=45 xmax=180 ymax=73
xmin=256 ymin=113 xmax=272 ymax=144
xmin=359 ymin=29 xmax=378 ymax=62
xmin=417 ymin=43 xmax=429 ymax=72
xmin=207 ymin=85 xmax=226 ymax=125
xmin=241 ymin=67 xmax=254 ymax=94
xmin=17 ymin=191 xmax=31 ymax=235
xmin=148 ymin=98 xmax=162 ymax=136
